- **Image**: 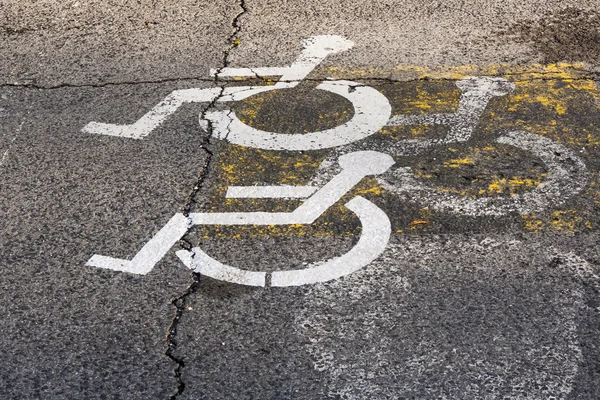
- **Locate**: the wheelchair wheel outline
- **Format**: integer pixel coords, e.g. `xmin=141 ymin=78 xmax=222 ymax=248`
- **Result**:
xmin=175 ymin=195 xmax=391 ymax=287
xmin=378 ymin=130 xmax=588 ymax=216
xmin=204 ymin=80 xmax=393 ymax=151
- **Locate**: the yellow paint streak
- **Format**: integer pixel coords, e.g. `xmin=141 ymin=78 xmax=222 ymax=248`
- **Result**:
xmin=443 ymin=156 xmax=476 ymax=168
xmin=325 ymin=63 xmax=589 ymax=81
xmin=485 ymin=177 xmax=543 ymax=196
xmin=551 ymin=210 xmax=581 ymax=232
xmin=379 ymin=124 xmax=432 ymax=140
xmin=535 ymin=96 xmax=567 ymax=115
xmin=409 ymin=219 xmax=430 ymax=228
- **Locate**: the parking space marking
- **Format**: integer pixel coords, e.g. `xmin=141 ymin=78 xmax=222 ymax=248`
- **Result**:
xmin=79 ymin=35 xmax=600 ymax=286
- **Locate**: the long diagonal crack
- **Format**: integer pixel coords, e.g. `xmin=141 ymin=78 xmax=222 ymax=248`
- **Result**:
xmin=164 ymin=0 xmax=247 ymax=398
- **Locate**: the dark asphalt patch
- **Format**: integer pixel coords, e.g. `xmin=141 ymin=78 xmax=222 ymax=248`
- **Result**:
xmin=506 ymin=7 xmax=600 ymax=65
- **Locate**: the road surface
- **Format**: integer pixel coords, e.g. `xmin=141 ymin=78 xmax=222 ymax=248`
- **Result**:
xmin=1 ymin=1 xmax=600 ymax=399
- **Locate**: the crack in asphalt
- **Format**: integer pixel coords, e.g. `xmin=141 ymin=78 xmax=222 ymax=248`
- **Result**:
xmin=0 ymin=77 xmax=218 ymax=90
xmin=7 ymin=75 xmax=600 ymax=89
xmin=164 ymin=0 xmax=247 ymax=398
xmin=2 ymin=70 xmax=598 ymax=90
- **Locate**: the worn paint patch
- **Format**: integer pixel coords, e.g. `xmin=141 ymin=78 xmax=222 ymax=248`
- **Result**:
xmin=195 ymin=64 xmax=600 ymax=238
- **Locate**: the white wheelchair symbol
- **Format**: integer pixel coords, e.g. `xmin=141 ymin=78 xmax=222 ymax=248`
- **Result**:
xmin=83 ymin=35 xmax=589 ymax=286
xmin=88 ymin=151 xmax=394 ymax=287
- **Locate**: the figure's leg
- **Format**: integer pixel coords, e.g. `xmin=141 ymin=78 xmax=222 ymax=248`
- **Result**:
xmin=82 ymin=87 xmax=222 ymax=139
xmin=86 ymin=213 xmax=189 ymax=274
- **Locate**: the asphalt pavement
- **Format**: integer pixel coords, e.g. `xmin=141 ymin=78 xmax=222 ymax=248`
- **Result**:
xmin=1 ymin=1 xmax=600 ymax=399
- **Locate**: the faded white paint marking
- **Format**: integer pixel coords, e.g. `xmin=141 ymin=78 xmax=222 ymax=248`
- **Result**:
xmin=548 ymin=248 xmax=600 ymax=292
xmin=386 ymin=77 xmax=515 ymax=152
xmin=378 ymin=131 xmax=588 ymax=216
xmin=206 ymin=80 xmax=392 ymax=150
xmin=308 ymin=76 xmax=516 ymax=185
xmin=1 ymin=121 xmax=24 ymax=168
xmin=295 ymin=238 xmax=587 ymax=399
xmin=389 ymin=77 xmax=514 ymax=139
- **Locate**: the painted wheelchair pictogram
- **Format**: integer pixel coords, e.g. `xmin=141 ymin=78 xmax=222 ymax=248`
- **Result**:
xmin=82 ymin=35 xmax=589 ymax=286
xmin=87 ymin=151 xmax=394 ymax=287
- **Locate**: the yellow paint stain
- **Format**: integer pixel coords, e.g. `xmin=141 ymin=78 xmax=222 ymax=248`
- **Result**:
xmin=379 ymin=124 xmax=432 ymax=140
xmin=551 ymin=210 xmax=581 ymax=232
xmin=487 ymin=180 xmax=503 ymax=194
xmin=204 ymin=63 xmax=600 ymax=239
xmin=535 ymin=95 xmax=567 ymax=115
xmin=324 ymin=63 xmax=589 ymax=81
xmin=293 ymin=159 xmax=321 ymax=168
xmin=522 ymin=215 xmax=544 ymax=233
xmin=486 ymin=177 xmax=543 ymax=195
xmin=506 ymin=92 xmax=569 ymax=115
xmin=354 ymin=183 xmax=383 ymax=196
xmin=443 ymin=156 xmax=476 ymax=168
xmin=409 ymin=219 xmax=430 ymax=228
xmin=417 ymin=171 xmax=434 ymax=179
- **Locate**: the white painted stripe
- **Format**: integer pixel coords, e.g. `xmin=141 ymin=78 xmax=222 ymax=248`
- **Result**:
xmin=218 ymin=83 xmax=297 ymax=102
xmin=87 ymin=151 xmax=394 ymax=275
xmin=378 ymin=131 xmax=588 ymax=216
xmin=226 ymin=185 xmax=317 ymax=199
xmin=210 ymin=67 xmax=290 ymax=78
xmin=189 ymin=211 xmax=303 ymax=225
xmin=212 ymin=35 xmax=354 ymax=82
xmin=292 ymin=151 xmax=394 ymax=222
xmin=176 ymin=195 xmax=390 ymax=287
xmin=189 ymin=151 xmax=395 ymax=225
